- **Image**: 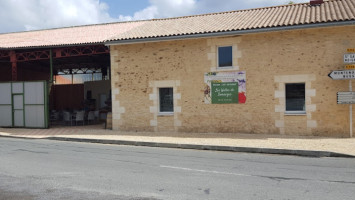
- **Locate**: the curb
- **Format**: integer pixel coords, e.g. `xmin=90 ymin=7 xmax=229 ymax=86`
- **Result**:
xmin=43 ymin=136 xmax=355 ymax=158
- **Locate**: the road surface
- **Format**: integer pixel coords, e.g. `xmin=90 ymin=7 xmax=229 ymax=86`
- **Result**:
xmin=0 ymin=137 xmax=355 ymax=200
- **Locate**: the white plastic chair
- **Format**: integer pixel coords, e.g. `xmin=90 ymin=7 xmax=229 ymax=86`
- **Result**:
xmin=75 ymin=111 xmax=85 ymax=125
xmin=63 ymin=111 xmax=72 ymax=126
xmin=87 ymin=111 xmax=95 ymax=124
xmin=50 ymin=110 xmax=59 ymax=122
xmin=94 ymin=110 xmax=99 ymax=122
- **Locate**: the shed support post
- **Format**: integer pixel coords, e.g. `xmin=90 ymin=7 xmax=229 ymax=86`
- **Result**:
xmin=10 ymin=51 xmax=17 ymax=81
xmin=50 ymin=49 xmax=53 ymax=83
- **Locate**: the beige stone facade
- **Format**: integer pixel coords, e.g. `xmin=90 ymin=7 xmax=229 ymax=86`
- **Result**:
xmin=110 ymin=25 xmax=355 ymax=137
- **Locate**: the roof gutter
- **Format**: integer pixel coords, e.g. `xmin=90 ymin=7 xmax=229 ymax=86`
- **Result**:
xmin=105 ymin=20 xmax=355 ymax=46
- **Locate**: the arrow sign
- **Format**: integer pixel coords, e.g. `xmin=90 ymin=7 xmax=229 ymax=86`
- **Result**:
xmin=328 ymin=70 xmax=355 ymax=80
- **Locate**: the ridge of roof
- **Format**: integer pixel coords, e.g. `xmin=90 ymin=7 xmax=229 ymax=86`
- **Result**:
xmin=149 ymin=0 xmax=325 ymax=22
xmin=106 ymin=0 xmax=353 ymax=42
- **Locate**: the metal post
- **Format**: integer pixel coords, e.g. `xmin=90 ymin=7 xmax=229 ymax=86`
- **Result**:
xmin=48 ymin=49 xmax=54 ymax=128
xmin=11 ymin=62 xmax=17 ymax=81
xmin=350 ymin=80 xmax=353 ymax=138
xmin=49 ymin=49 xmax=53 ymax=83
xmin=10 ymin=51 xmax=17 ymax=81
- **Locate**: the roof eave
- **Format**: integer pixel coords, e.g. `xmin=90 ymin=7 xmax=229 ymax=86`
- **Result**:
xmin=105 ymin=20 xmax=355 ymax=46
xmin=0 ymin=42 xmax=106 ymax=50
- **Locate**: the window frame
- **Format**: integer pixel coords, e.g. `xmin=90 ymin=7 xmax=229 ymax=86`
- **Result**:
xmin=217 ymin=45 xmax=233 ymax=69
xmin=284 ymin=83 xmax=306 ymax=115
xmin=158 ymin=87 xmax=174 ymax=115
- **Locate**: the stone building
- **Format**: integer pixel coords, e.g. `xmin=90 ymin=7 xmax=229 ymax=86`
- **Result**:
xmin=106 ymin=0 xmax=355 ymax=137
xmin=0 ymin=0 xmax=354 ymax=137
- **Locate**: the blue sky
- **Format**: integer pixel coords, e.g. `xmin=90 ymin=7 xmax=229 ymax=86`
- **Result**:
xmin=0 ymin=0 xmax=308 ymax=34
xmin=105 ymin=0 xmax=150 ymax=16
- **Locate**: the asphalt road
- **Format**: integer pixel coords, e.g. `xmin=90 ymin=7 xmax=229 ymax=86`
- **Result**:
xmin=0 ymin=137 xmax=355 ymax=200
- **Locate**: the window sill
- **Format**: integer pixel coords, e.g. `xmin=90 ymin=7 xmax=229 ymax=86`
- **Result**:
xmin=216 ymin=66 xmax=234 ymax=71
xmin=158 ymin=112 xmax=174 ymax=116
xmin=284 ymin=111 xmax=306 ymax=116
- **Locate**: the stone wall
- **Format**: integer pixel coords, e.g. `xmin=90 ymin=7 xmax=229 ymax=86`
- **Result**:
xmin=110 ymin=25 xmax=354 ymax=137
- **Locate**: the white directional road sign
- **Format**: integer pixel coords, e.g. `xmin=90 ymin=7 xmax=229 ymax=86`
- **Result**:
xmin=337 ymin=92 xmax=355 ymax=104
xmin=328 ymin=70 xmax=355 ymax=80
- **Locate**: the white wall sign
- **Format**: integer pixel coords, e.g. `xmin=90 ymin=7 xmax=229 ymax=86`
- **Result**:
xmin=337 ymin=92 xmax=355 ymax=104
xmin=344 ymin=54 xmax=355 ymax=63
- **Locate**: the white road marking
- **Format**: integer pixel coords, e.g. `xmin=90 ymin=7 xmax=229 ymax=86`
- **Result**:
xmin=160 ymin=165 xmax=252 ymax=177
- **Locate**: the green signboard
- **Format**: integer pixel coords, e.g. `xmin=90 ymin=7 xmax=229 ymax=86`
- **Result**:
xmin=211 ymin=82 xmax=238 ymax=104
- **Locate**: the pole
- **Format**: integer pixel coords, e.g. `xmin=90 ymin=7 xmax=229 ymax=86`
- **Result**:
xmin=350 ymin=80 xmax=353 ymax=138
xmin=10 ymin=51 xmax=17 ymax=81
xmin=48 ymin=49 xmax=53 ymax=128
xmin=49 ymin=49 xmax=53 ymax=83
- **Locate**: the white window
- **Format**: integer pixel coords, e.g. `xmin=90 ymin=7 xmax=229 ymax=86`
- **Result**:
xmin=285 ymin=83 xmax=306 ymax=114
xmin=218 ymin=46 xmax=233 ymax=68
xmin=159 ymin=88 xmax=174 ymax=114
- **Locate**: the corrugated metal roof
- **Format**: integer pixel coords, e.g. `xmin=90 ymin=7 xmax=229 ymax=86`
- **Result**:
xmin=0 ymin=0 xmax=354 ymax=49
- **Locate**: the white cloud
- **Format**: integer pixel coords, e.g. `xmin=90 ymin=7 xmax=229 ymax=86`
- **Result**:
xmin=118 ymin=5 xmax=158 ymax=21
xmin=118 ymin=0 xmax=196 ymax=21
xmin=241 ymin=0 xmax=309 ymax=8
xmin=0 ymin=0 xmax=310 ymax=33
xmin=0 ymin=0 xmax=115 ymax=33
xmin=117 ymin=0 xmax=309 ymax=22
xmin=194 ymin=0 xmax=309 ymax=14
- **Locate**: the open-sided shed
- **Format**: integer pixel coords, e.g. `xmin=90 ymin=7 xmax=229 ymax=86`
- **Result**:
xmin=0 ymin=21 xmax=143 ymax=128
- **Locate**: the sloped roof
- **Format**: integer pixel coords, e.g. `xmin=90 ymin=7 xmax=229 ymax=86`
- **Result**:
xmin=0 ymin=0 xmax=354 ymax=49
xmin=0 ymin=21 xmax=145 ymax=49
xmin=107 ymin=0 xmax=355 ymax=42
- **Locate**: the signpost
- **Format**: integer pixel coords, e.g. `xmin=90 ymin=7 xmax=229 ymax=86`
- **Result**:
xmin=329 ymin=49 xmax=355 ymax=137
xmin=349 ymin=82 xmax=353 ymax=138
xmin=329 ymin=71 xmax=354 ymax=138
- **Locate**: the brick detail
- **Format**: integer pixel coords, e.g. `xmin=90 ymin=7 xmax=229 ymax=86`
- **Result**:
xmin=110 ymin=47 xmax=125 ymax=130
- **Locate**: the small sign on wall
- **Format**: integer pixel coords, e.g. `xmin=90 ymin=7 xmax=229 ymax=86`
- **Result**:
xmin=344 ymin=54 xmax=355 ymax=63
xmin=204 ymin=71 xmax=246 ymax=104
xmin=337 ymin=92 xmax=355 ymax=104
xmin=345 ymin=65 xmax=355 ymax=69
